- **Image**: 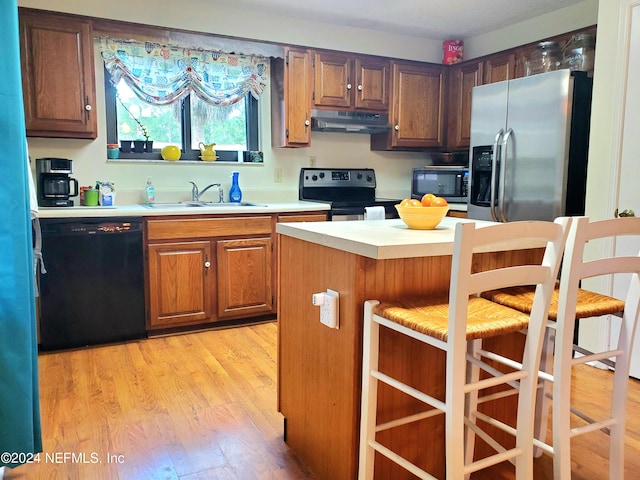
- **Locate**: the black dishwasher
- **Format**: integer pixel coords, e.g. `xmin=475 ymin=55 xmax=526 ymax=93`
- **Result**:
xmin=39 ymin=217 xmax=146 ymax=350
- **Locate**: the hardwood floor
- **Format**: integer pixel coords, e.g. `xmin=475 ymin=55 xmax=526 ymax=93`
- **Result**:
xmin=5 ymin=322 xmax=312 ymax=480
xmin=4 ymin=321 xmax=640 ymax=479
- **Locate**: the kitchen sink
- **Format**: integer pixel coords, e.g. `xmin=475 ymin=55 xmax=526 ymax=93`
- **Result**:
xmin=141 ymin=201 xmax=267 ymax=208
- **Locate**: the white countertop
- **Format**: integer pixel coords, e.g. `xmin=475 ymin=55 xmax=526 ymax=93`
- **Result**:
xmin=37 ymin=201 xmax=330 ymax=218
xmin=276 ymin=217 xmax=546 ymax=260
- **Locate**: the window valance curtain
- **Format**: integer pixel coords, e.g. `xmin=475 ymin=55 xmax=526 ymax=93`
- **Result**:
xmin=99 ymin=37 xmax=269 ymax=106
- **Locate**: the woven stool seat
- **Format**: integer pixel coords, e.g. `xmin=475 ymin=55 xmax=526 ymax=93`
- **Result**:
xmin=482 ymin=283 xmax=625 ymax=320
xmin=373 ymin=294 xmax=531 ymax=342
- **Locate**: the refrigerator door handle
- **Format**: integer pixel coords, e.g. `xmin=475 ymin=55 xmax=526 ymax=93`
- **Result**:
xmin=498 ymin=128 xmax=513 ymax=222
xmin=490 ymin=129 xmax=504 ymax=222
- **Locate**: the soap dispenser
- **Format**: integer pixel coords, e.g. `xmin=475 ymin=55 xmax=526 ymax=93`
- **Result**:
xmin=145 ymin=176 xmax=155 ymax=204
xmin=229 ymin=171 xmax=242 ymax=203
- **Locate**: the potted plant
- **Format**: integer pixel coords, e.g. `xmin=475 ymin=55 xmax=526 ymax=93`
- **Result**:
xmin=117 ymin=94 xmax=153 ymax=153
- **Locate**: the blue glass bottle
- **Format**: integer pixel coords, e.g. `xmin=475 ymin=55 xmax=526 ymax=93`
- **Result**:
xmin=229 ymin=171 xmax=242 ymax=203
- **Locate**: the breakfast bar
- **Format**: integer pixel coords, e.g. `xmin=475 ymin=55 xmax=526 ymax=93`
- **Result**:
xmin=276 ymin=217 xmax=544 ymax=479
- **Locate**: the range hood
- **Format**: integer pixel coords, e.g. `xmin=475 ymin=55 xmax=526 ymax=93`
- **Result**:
xmin=310 ymin=109 xmax=391 ymax=134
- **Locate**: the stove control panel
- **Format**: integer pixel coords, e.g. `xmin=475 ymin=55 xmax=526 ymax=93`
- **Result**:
xmin=300 ymin=168 xmax=376 ymax=188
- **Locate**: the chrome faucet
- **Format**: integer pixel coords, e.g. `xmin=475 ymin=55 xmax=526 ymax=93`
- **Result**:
xmin=189 ymin=181 xmax=224 ymax=203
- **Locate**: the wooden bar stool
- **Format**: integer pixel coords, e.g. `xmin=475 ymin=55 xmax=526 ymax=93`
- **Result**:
xmin=482 ymin=216 xmax=640 ymax=479
xmin=358 ymin=218 xmax=568 ymax=479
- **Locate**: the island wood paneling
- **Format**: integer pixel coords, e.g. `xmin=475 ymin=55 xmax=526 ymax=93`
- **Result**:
xmin=278 ymin=236 xmax=543 ymax=479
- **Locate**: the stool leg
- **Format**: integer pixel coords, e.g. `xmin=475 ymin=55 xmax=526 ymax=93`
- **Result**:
xmin=610 ymin=360 xmax=628 ymax=480
xmin=359 ymin=301 xmax=381 ymax=480
xmin=445 ymin=329 xmax=468 ymax=478
xmin=609 ymin=311 xmax=637 ymax=480
xmin=533 ymin=326 xmax=554 ymax=457
xmin=552 ymin=316 xmax=574 ymax=480
xmin=464 ymin=338 xmax=482 ymax=474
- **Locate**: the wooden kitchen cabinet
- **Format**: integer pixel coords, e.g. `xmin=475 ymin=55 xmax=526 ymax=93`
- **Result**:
xmin=371 ymin=61 xmax=446 ymax=150
xmin=19 ymin=9 xmax=97 ymax=139
xmin=482 ymin=51 xmax=517 ymax=84
xmin=145 ymin=215 xmax=275 ymax=331
xmin=446 ymin=61 xmax=483 ymax=150
xmin=217 ymin=237 xmax=273 ymax=319
xmin=313 ymin=51 xmax=389 ymax=111
xmin=147 ymin=241 xmax=214 ymax=329
xmin=271 ymin=47 xmax=312 ymax=147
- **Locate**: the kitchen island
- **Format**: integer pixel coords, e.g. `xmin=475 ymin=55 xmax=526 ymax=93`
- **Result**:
xmin=276 ymin=218 xmax=544 ymax=480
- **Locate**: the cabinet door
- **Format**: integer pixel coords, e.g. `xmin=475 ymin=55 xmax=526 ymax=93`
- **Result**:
xmin=447 ymin=61 xmax=483 ymax=149
xmin=19 ymin=10 xmax=97 ymax=139
xmin=382 ymin=62 xmax=445 ymax=149
xmin=354 ymin=57 xmax=389 ymax=111
xmin=147 ymin=241 xmax=214 ymax=329
xmin=314 ymin=52 xmax=352 ymax=108
xmin=217 ymin=237 xmax=273 ymax=319
xmin=483 ymin=52 xmax=516 ymax=84
xmin=271 ymin=48 xmax=312 ymax=147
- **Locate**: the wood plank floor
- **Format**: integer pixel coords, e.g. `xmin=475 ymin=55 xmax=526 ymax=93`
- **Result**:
xmin=4 ymin=321 xmax=640 ymax=479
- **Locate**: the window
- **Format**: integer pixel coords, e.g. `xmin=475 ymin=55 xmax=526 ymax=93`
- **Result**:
xmin=105 ymin=70 xmax=259 ymax=161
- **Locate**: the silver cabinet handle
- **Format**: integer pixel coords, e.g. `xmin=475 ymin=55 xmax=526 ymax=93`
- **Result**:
xmin=357 ymin=84 xmax=363 ymax=91
xmin=204 ymin=261 xmax=211 ymax=268
xmin=85 ymin=104 xmax=92 ymax=111
xmin=347 ymin=83 xmax=352 ymax=90
xmin=304 ymin=119 xmax=310 ymax=126
xmin=394 ymin=125 xmax=400 ymax=131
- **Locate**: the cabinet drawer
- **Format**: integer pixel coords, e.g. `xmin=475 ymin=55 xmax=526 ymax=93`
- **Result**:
xmin=147 ymin=216 xmax=272 ymax=240
xmin=277 ymin=213 xmax=327 ymax=223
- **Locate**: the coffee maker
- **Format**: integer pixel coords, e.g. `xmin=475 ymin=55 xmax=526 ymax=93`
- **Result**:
xmin=36 ymin=158 xmax=79 ymax=207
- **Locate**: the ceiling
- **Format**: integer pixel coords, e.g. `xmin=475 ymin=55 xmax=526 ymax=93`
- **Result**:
xmin=229 ymin=0 xmax=585 ymax=39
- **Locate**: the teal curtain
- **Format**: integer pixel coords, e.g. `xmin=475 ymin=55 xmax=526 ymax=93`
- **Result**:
xmin=0 ymin=0 xmax=43 ymax=467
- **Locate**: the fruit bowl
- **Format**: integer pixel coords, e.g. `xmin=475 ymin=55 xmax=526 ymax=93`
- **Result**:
xmin=395 ymin=204 xmax=450 ymax=230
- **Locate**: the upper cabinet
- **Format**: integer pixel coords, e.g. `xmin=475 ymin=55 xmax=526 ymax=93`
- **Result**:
xmin=19 ymin=9 xmax=97 ymax=139
xmin=271 ymin=47 xmax=313 ymax=147
xmin=313 ymin=51 xmax=389 ymax=111
xmin=446 ymin=61 xmax=483 ymax=150
xmin=482 ymin=51 xmax=517 ymax=84
xmin=371 ymin=61 xmax=446 ymax=150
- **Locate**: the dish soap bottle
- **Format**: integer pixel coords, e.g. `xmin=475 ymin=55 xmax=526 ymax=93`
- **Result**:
xmin=145 ymin=176 xmax=155 ymax=204
xmin=229 ymin=171 xmax=242 ymax=203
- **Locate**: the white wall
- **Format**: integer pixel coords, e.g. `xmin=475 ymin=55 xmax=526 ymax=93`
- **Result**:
xmin=18 ymin=0 xmax=599 ymax=204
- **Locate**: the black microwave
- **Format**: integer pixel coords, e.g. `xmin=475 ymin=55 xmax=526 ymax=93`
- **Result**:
xmin=411 ymin=167 xmax=469 ymax=203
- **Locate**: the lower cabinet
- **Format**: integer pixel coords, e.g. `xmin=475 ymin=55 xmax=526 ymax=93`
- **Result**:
xmin=144 ymin=211 xmax=325 ymax=332
xmin=147 ymin=240 xmax=215 ymax=328
xmin=145 ymin=215 xmax=275 ymax=331
xmin=217 ymin=237 xmax=273 ymax=319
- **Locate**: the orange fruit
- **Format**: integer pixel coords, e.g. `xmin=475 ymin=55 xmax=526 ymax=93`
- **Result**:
xmin=400 ymin=198 xmax=422 ymax=207
xmin=431 ymin=196 xmax=449 ymax=207
xmin=421 ymin=193 xmax=436 ymax=206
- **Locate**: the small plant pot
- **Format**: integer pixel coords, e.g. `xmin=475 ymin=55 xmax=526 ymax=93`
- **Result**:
xmin=133 ymin=140 xmax=146 ymax=153
xmin=120 ymin=140 xmax=133 ymax=153
xmin=144 ymin=140 xmax=154 ymax=153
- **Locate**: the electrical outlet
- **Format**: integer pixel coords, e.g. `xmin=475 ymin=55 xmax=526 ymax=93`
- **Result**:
xmin=309 ymin=155 xmax=317 ymax=167
xmin=274 ymin=168 xmax=282 ymax=183
xmin=311 ymin=289 xmax=339 ymax=329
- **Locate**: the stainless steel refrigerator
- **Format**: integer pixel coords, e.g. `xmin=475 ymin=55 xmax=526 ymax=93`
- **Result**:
xmin=467 ymin=69 xmax=592 ymax=222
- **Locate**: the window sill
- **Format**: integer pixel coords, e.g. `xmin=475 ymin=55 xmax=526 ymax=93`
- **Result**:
xmin=106 ymin=158 xmax=264 ymax=165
